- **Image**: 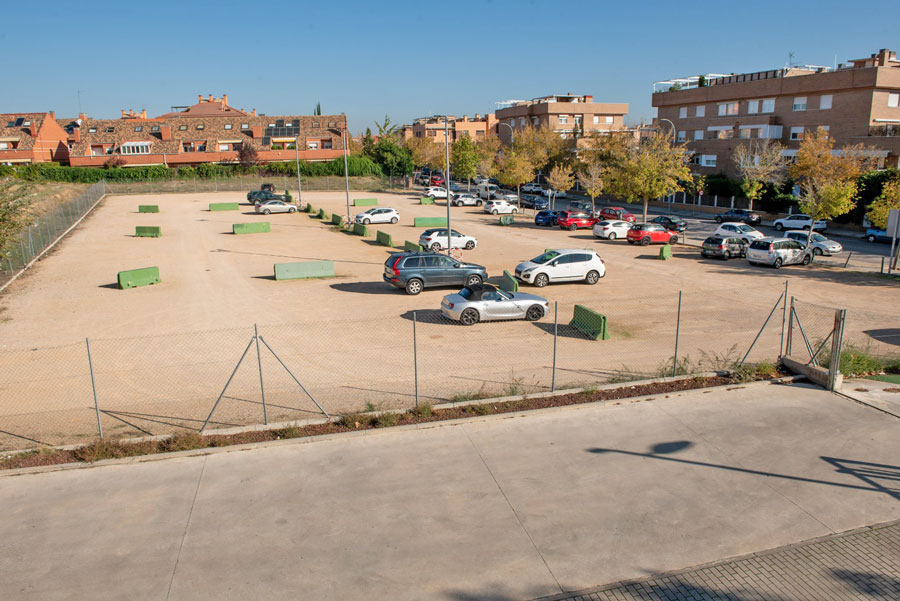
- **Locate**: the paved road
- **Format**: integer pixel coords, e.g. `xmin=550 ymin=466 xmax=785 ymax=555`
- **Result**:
xmin=2 ymin=381 xmax=898 ymax=600
xmin=537 ymin=520 xmax=900 ymax=601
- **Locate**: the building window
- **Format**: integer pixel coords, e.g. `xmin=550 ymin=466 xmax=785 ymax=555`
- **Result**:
xmin=793 ymin=97 xmax=807 ymax=111
xmin=558 ymin=115 xmax=568 ymax=124
xmin=605 ymin=116 xmax=613 ymax=124
xmin=312 ymin=122 xmax=320 ymax=128
xmin=178 ymin=124 xmax=188 ymax=131
xmin=593 ymin=115 xmax=599 ymax=124
xmin=218 ymin=144 xmax=230 ymax=151
xmin=761 ymin=98 xmax=775 ymax=113
xmin=819 ymin=125 xmax=830 ymax=133
xmin=694 ymin=130 xmax=703 ymax=141
xmin=105 ymin=127 xmax=115 ymax=133
xmin=307 ymin=142 xmax=319 ymax=150
xmin=695 ymin=106 xmax=705 ymax=118
xmin=134 ymin=126 xmax=143 ymax=132
xmin=519 ymin=117 xmax=526 ymax=127
xmin=196 ymin=124 xmax=204 ymax=130
xmin=224 ymin=124 xmax=233 ymax=130
xmin=91 ymin=146 xmax=104 ymax=156
xmin=532 ymin=117 xmax=539 ymax=126
xmin=701 ymin=154 xmax=717 ymax=167
xmin=120 ymin=142 xmax=151 ymax=155
xmin=322 ymin=140 xmax=332 ymax=149
xmin=427 ymin=130 xmax=436 ymax=136
xmin=747 ymin=100 xmax=759 ymax=114
xmin=889 ymin=93 xmax=900 ymax=108
xmin=679 ymin=107 xmax=687 ymax=119
xmin=240 ymin=123 xmax=249 ymax=130
xmin=717 ymin=102 xmax=739 ymax=116
xmin=574 ymin=115 xmax=583 ymax=124
xmin=22 ymin=120 xmax=31 ymax=126
xmin=820 ymin=95 xmax=832 ymax=110
xmin=790 ymin=126 xmax=805 ymax=140
xmin=677 ymin=130 xmax=686 ymax=141
xmin=327 ymin=121 xmax=336 ymax=127
xmin=715 ymin=129 xmax=735 ymax=139
xmin=268 ymin=123 xmax=276 ymax=128
xmin=151 ymin=125 xmax=160 ymax=132
xmin=0 ymin=142 xmax=8 ymax=150
xmin=88 ymin=127 xmax=97 ymax=133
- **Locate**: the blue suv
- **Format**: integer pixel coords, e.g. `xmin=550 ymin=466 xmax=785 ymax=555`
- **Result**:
xmin=384 ymin=252 xmax=487 ymax=295
xmin=534 ymin=211 xmax=559 ymax=227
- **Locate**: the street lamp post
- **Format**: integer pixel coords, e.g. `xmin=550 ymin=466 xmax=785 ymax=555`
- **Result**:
xmin=498 ymin=121 xmax=514 ymax=144
xmin=444 ymin=116 xmax=452 ymax=256
xmin=658 ymin=118 xmax=677 ymax=144
xmin=342 ymin=126 xmax=351 ymax=224
xmin=294 ymin=135 xmax=302 ymax=207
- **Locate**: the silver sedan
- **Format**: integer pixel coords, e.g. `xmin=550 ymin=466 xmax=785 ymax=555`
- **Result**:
xmin=255 ymin=200 xmax=297 ymax=214
xmin=440 ymin=283 xmax=549 ymax=325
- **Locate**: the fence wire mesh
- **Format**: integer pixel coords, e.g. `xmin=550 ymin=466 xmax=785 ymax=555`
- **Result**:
xmin=102 ymin=175 xmax=408 ymax=196
xmin=788 ymin=299 xmax=841 ymax=369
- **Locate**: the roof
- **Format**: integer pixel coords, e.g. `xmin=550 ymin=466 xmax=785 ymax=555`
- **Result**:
xmin=156 ymin=95 xmax=249 ymax=118
xmin=0 ymin=113 xmax=49 ymax=151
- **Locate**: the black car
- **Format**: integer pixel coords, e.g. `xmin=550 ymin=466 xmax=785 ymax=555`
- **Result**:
xmin=260 ymin=183 xmax=276 ymax=192
xmin=651 ymin=215 xmax=687 ymax=232
xmin=247 ymin=189 xmax=286 ymax=203
xmin=716 ymin=208 xmax=761 ymax=226
xmin=569 ymin=200 xmax=593 ymax=213
xmin=519 ymin=194 xmax=549 ymax=209
xmin=383 ymin=252 xmax=487 ymax=295
xmin=701 ymin=236 xmax=747 ymax=260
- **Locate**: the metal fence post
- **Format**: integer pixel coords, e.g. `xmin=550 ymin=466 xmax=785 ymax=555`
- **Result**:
xmin=413 ymin=311 xmax=419 ymax=408
xmin=254 ymin=324 xmax=267 ymax=424
xmin=730 ymin=195 xmax=735 ymax=208
xmin=785 ymin=297 xmax=795 ymax=356
xmin=827 ymin=309 xmax=846 ymax=391
xmin=779 ymin=280 xmax=789 ymax=358
xmin=673 ymin=291 xmax=683 ymax=377
xmin=85 ymin=338 xmax=104 ymax=438
xmin=551 ymin=301 xmax=558 ymax=392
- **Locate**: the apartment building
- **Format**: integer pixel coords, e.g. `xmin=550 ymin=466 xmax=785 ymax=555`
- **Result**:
xmin=400 ymin=113 xmax=498 ymax=144
xmin=0 ymin=112 xmax=71 ymax=165
xmin=494 ymin=94 xmax=629 ymax=144
xmin=652 ymin=48 xmax=900 ymax=176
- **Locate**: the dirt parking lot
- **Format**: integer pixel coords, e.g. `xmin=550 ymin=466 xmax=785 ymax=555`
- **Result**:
xmin=0 ymin=188 xmax=897 ymax=448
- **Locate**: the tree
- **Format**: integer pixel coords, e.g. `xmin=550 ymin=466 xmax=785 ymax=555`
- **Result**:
xmin=474 ymin=137 xmax=500 ymax=180
xmin=547 ymin=164 xmax=575 ymax=210
xmin=495 ymin=150 xmax=532 ymax=206
xmin=866 ymin=178 xmax=900 ymax=229
xmin=513 ymin=125 xmax=569 ymax=178
xmin=733 ymin=139 xmax=787 ymax=211
xmin=451 ymin=136 xmax=478 ymax=191
xmin=314 ymin=102 xmax=322 ymax=116
xmin=238 ymin=143 xmax=259 ymax=167
xmin=404 ymin=136 xmax=443 ymax=171
xmin=789 ymin=128 xmax=875 ymax=220
xmin=374 ymin=115 xmax=400 ymax=139
xmin=361 ymin=128 xmax=376 ymax=158
xmin=577 ymin=158 xmax=603 ymax=215
xmin=0 ymin=179 xmax=31 ymax=257
xmin=371 ymin=139 xmax=413 ymax=185
xmin=602 ymin=134 xmax=691 ymax=222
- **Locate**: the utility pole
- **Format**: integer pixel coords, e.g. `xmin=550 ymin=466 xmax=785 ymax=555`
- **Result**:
xmin=295 ymin=135 xmax=303 ymax=206
xmin=445 ymin=116 xmax=452 ymax=256
xmin=343 ymin=126 xmax=351 ymax=224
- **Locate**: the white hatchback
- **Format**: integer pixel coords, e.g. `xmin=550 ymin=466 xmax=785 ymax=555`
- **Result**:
xmin=484 ymin=200 xmax=518 ymax=215
xmin=418 ymin=228 xmax=478 ymax=251
xmin=354 ymin=207 xmax=399 ymax=224
xmin=514 ymin=249 xmax=606 ymax=287
xmin=714 ymin=222 xmax=765 ymax=243
xmin=424 ymin=186 xmax=451 ymax=199
xmin=593 ymin=220 xmax=631 ymax=240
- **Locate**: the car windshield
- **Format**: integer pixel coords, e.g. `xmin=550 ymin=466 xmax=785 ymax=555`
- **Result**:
xmin=705 ymin=237 xmax=722 ymax=244
xmin=737 ymin=225 xmax=754 ymax=232
xmin=531 ymin=251 xmax=560 ymax=264
xmin=810 ymin=233 xmax=826 ymax=243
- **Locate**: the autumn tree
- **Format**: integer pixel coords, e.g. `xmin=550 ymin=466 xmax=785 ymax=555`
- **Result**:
xmin=603 ymin=134 xmax=691 ymax=222
xmin=404 ymin=136 xmax=443 ymax=171
xmin=238 ymin=142 xmax=259 ymax=167
xmin=451 ymin=136 xmax=478 ymax=191
xmin=788 ymin=128 xmax=874 ymax=220
xmin=576 ymin=157 xmax=604 ymax=215
xmin=733 ymin=139 xmax=787 ymax=211
xmin=0 ymin=179 xmax=31 ymax=256
xmin=867 ymin=178 xmax=900 ymax=229
xmin=513 ymin=125 xmax=569 ymax=180
xmin=495 ymin=150 xmax=533 ymax=206
xmin=474 ymin=137 xmax=500 ymax=180
xmin=547 ymin=164 xmax=575 ymax=210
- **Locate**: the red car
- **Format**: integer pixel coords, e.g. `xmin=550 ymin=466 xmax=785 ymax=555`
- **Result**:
xmin=429 ymin=175 xmax=445 ymax=186
xmin=598 ymin=206 xmax=636 ymax=223
xmin=557 ymin=211 xmax=598 ymax=231
xmin=627 ymin=223 xmax=678 ymax=245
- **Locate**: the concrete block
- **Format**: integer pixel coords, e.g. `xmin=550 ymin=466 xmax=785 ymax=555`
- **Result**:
xmin=331 ymin=213 xmax=344 ymax=227
xmin=138 ymin=205 xmax=159 ymax=213
xmin=659 ymin=244 xmax=673 ymax=260
xmin=376 ymin=230 xmax=393 ymax=247
xmin=118 ymin=266 xmax=161 ymax=289
xmin=209 ymin=202 xmax=239 ymax=212
xmin=404 ymin=241 xmax=423 ymax=252
xmin=352 ymin=222 xmax=369 ymax=236
xmin=569 ymin=305 xmax=610 ymax=341
xmin=135 ymin=226 xmax=161 ymax=238
xmin=420 ymin=197 xmax=435 ymax=205
xmin=500 ymin=270 xmax=518 ymax=293
xmin=353 ymin=198 xmax=378 ymax=206
xmin=233 ymin=222 xmax=271 ymax=235
xmin=274 ymin=261 xmax=335 ymax=280
xmin=414 ymin=217 xmax=448 ymax=228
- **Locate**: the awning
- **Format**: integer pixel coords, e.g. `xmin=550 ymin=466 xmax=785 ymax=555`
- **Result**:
xmin=0 ymin=136 xmax=20 ymax=142
xmin=738 ymin=125 xmax=765 ymax=130
xmin=218 ymin=139 xmax=243 ymax=144
xmin=707 ymin=125 xmax=734 ymax=131
xmin=271 ymin=137 xmax=298 ymax=143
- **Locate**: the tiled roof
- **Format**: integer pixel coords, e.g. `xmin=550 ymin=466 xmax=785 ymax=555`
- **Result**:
xmin=0 ymin=113 xmax=47 ymax=150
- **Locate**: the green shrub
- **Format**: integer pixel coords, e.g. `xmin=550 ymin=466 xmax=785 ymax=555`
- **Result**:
xmin=339 ymin=412 xmax=374 ymax=429
xmin=410 ymin=403 xmax=432 ymax=419
xmin=159 ymin=431 xmax=207 ymax=452
xmin=755 ymin=360 xmax=778 ymax=377
xmin=73 ymin=439 xmax=154 ymax=462
xmin=375 ymin=412 xmax=400 ymax=428
xmin=469 ymin=403 xmax=493 ymax=416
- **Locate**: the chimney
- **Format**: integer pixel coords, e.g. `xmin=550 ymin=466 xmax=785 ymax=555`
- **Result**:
xmin=73 ymin=128 xmax=81 ymax=142
xmin=475 ymin=113 xmax=481 ymax=120
xmin=223 ymin=94 xmax=228 ymax=106
xmin=28 ymin=122 xmax=38 ymax=136
xmin=140 ymin=109 xmax=147 ymax=119
xmin=208 ymin=93 xmax=213 ymax=102
xmin=129 ymin=109 xmax=135 ymax=118
xmin=160 ymin=126 xmax=172 ymax=140
xmin=78 ymin=113 xmax=87 ymax=122
xmin=198 ymin=94 xmax=203 ymax=103
xmin=584 ymin=95 xmax=594 ymax=103
xmin=121 ymin=109 xmax=127 ymax=118
xmin=49 ymin=111 xmax=55 ymax=120
xmin=252 ymin=108 xmax=257 ymax=116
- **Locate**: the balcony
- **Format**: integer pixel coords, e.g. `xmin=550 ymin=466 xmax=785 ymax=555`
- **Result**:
xmin=869 ymin=124 xmax=900 ymax=137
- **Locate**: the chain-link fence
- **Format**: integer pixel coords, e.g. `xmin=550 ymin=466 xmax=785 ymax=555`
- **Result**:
xmin=8 ymin=284 xmax=890 ymax=452
xmin=102 ymin=174 xmax=409 ymax=196
xmin=0 ymin=181 xmax=106 ymax=290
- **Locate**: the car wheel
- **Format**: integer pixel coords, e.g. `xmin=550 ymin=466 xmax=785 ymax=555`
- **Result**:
xmin=512 ymin=208 xmax=518 ymax=214
xmin=288 ymin=207 xmax=296 ymax=213
xmin=363 ymin=218 xmax=371 ymax=225
xmin=465 ymin=274 xmax=482 ymax=286
xmin=534 ymin=273 xmax=549 ymax=287
xmin=608 ymin=232 xmax=616 ymax=240
xmin=773 ymin=258 xmax=783 ymax=269
xmin=722 ymin=250 xmax=730 ymax=260
xmin=627 ymin=239 xmax=635 ymax=245
xmin=476 ymin=200 xmax=482 ymax=206
xmin=670 ymin=235 xmax=678 ymax=244
xmin=525 ymin=305 xmax=544 ymax=321
xmin=405 ymin=279 xmax=423 ymax=295
xmin=491 ymin=210 xmax=498 ymax=215
xmin=390 ymin=217 xmax=398 ymax=224
xmin=803 ymin=225 xmax=811 ymax=230
xmin=867 ymin=235 xmax=876 ymax=243
xmin=430 ymin=243 xmax=442 ymax=251
xmin=263 ymin=209 xmax=271 ymax=215
xmin=813 ymin=247 xmax=823 ymax=256
xmin=716 ymin=216 xmax=723 ymax=224
xmin=460 ymin=308 xmax=480 ymax=326
xmin=640 ymin=236 xmax=651 ymax=246
xmin=566 ymin=224 xmax=576 ymax=231
xmin=464 ymin=240 xmax=475 ymax=250
xmin=585 ymin=270 xmax=600 ymax=285
xmin=774 ymin=223 xmax=783 ymax=231
xmin=802 ymin=254 xmax=812 ymax=265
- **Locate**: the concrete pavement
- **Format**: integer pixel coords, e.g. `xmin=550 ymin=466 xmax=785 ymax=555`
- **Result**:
xmin=2 ymin=381 xmax=899 ymax=600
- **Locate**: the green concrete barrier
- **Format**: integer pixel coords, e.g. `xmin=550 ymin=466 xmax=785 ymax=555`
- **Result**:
xmin=376 ymin=230 xmax=393 ymax=247
xmin=499 ymin=215 xmax=516 ymax=226
xmin=353 ymin=198 xmax=378 ymax=206
xmin=352 ymin=222 xmax=369 ymax=236
xmin=659 ymin=244 xmax=673 ymax=260
xmin=317 ymin=208 xmax=327 ymax=220
xmin=274 ymin=260 xmax=335 ymax=280
xmin=306 ymin=204 xmax=315 ymax=214
xmin=414 ymin=217 xmax=448 ymax=228
xmin=569 ymin=305 xmax=610 ymax=341
xmin=117 ymin=266 xmax=160 ymax=290
xmin=233 ymin=222 xmax=271 ymax=234
xmin=419 ymin=197 xmax=435 ymax=205
xmin=135 ymin=226 xmax=161 ymax=238
xmin=331 ymin=213 xmax=344 ymax=227
xmin=209 ymin=202 xmax=239 ymax=212
xmin=500 ymin=270 xmax=518 ymax=293
xmin=404 ymin=240 xmax=423 ymax=252
xmin=138 ymin=205 xmax=159 ymax=213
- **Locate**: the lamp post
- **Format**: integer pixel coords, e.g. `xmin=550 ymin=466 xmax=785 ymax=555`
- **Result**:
xmin=294 ymin=135 xmax=302 ymax=206
xmin=658 ymin=118 xmax=677 ymax=144
xmin=444 ymin=116 xmax=452 ymax=256
xmin=342 ymin=126 xmax=351 ymax=224
xmin=498 ymin=121 xmax=514 ymax=144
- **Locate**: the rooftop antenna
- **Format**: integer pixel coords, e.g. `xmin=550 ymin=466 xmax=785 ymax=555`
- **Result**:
xmin=787 ymin=52 xmax=795 ymax=68
xmin=76 ymin=89 xmax=83 ymax=114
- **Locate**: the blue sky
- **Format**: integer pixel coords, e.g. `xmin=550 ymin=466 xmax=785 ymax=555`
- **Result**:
xmin=2 ymin=0 xmax=898 ymax=133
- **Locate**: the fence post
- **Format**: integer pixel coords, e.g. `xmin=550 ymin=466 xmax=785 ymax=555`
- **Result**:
xmin=254 ymin=324 xmax=267 ymax=425
xmin=215 ymin=176 xmax=218 ymax=192
xmin=673 ymin=291 xmax=682 ymax=377
xmin=827 ymin=309 xmax=847 ymax=391
xmin=551 ymin=301 xmax=558 ymax=392
xmin=779 ymin=280 xmax=789 ymax=358
xmin=85 ymin=338 xmax=104 ymax=438
xmin=785 ymin=297 xmax=795 ymax=356
xmin=413 ymin=311 xmax=419 ymax=408
xmin=714 ymin=194 xmax=718 ymax=207
xmin=730 ymin=195 xmax=735 ymax=209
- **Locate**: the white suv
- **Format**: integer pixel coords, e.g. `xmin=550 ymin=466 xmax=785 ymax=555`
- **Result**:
xmin=354 ymin=207 xmax=399 ymax=224
xmin=514 ymin=249 xmax=606 ymax=287
xmin=484 ymin=200 xmax=518 ymax=215
xmin=773 ymin=213 xmax=827 ymax=232
xmin=418 ymin=228 xmax=477 ymax=251
xmin=521 ymin=182 xmax=544 ymax=193
xmin=424 ymin=186 xmax=451 ymax=199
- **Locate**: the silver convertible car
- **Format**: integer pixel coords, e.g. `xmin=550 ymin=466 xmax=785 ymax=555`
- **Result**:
xmin=440 ymin=284 xmax=549 ymax=326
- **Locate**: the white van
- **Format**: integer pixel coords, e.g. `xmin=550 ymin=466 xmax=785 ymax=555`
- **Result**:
xmin=477 ymin=183 xmax=498 ymax=200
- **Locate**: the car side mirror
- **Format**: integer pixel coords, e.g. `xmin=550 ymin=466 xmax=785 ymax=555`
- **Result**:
xmin=550 ymin=261 xmax=558 ymax=266
xmin=453 ymin=262 xmax=460 ymax=268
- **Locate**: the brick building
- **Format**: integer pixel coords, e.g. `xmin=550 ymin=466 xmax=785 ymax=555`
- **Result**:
xmin=494 ymin=94 xmax=629 ymax=144
xmin=652 ymin=48 xmax=900 ymax=176
xmin=400 ymin=113 xmax=498 ymax=143
xmin=0 ymin=112 xmax=70 ymax=165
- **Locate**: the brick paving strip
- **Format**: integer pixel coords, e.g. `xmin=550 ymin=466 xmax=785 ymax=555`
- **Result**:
xmin=533 ymin=519 xmax=900 ymax=601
